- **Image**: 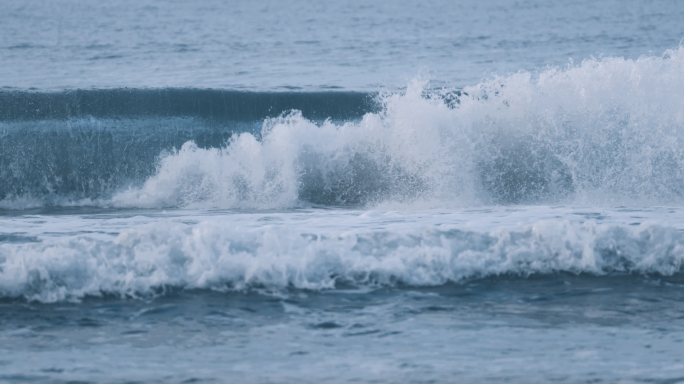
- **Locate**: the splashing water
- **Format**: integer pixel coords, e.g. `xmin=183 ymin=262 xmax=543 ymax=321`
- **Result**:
xmin=108 ymin=47 xmax=684 ymax=209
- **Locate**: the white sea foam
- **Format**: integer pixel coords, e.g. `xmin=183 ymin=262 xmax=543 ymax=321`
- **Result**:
xmin=1 ymin=216 xmax=682 ymax=302
xmin=108 ymin=47 xmax=684 ymax=209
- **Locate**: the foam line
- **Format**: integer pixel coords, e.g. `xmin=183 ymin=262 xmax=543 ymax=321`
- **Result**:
xmin=1 ymin=219 xmax=682 ymax=302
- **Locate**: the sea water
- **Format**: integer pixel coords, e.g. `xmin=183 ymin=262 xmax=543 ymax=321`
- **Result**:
xmin=2 ymin=0 xmax=684 ymax=383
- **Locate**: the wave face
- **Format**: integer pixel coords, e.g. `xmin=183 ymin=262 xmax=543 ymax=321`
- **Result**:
xmin=1 ymin=219 xmax=682 ymax=302
xmin=0 ymin=89 xmax=377 ymax=207
xmin=3 ymin=47 xmax=684 ymax=209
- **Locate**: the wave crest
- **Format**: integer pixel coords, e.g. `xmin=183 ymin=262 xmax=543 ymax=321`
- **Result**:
xmin=112 ymin=47 xmax=684 ymax=208
xmin=2 ymin=47 xmax=684 ymax=209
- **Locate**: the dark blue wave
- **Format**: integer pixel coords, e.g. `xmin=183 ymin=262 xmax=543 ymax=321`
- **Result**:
xmin=0 ymin=89 xmax=379 ymax=203
xmin=0 ymin=88 xmax=379 ymax=122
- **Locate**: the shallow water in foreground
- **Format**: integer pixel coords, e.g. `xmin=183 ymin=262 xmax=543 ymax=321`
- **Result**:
xmin=1 ymin=206 xmax=684 ymax=383
xmin=2 ymin=276 xmax=684 ymax=384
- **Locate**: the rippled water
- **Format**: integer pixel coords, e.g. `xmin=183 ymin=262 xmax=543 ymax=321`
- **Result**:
xmin=2 ymin=0 xmax=683 ymax=90
xmin=2 ymin=0 xmax=684 ymax=383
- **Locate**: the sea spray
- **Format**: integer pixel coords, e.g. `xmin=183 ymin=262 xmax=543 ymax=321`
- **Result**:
xmin=2 ymin=48 xmax=684 ymax=209
xmin=113 ymin=47 xmax=684 ymax=208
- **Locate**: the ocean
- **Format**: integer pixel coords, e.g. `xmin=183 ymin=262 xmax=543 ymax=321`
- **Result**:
xmin=2 ymin=0 xmax=684 ymax=383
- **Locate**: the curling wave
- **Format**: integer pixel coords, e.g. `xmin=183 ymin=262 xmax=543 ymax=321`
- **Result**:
xmin=3 ymin=46 xmax=684 ymax=208
xmin=114 ymin=46 xmax=684 ymax=208
xmin=0 ymin=90 xmax=376 ymax=207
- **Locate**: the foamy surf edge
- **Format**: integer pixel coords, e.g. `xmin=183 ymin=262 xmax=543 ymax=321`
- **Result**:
xmin=1 ymin=219 xmax=682 ymax=302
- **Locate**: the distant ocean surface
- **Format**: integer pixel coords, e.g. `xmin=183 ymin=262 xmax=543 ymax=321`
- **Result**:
xmin=2 ymin=1 xmax=684 ymax=383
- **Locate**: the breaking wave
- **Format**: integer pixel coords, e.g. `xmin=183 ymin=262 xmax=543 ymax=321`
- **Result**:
xmin=3 ymin=46 xmax=684 ymax=208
